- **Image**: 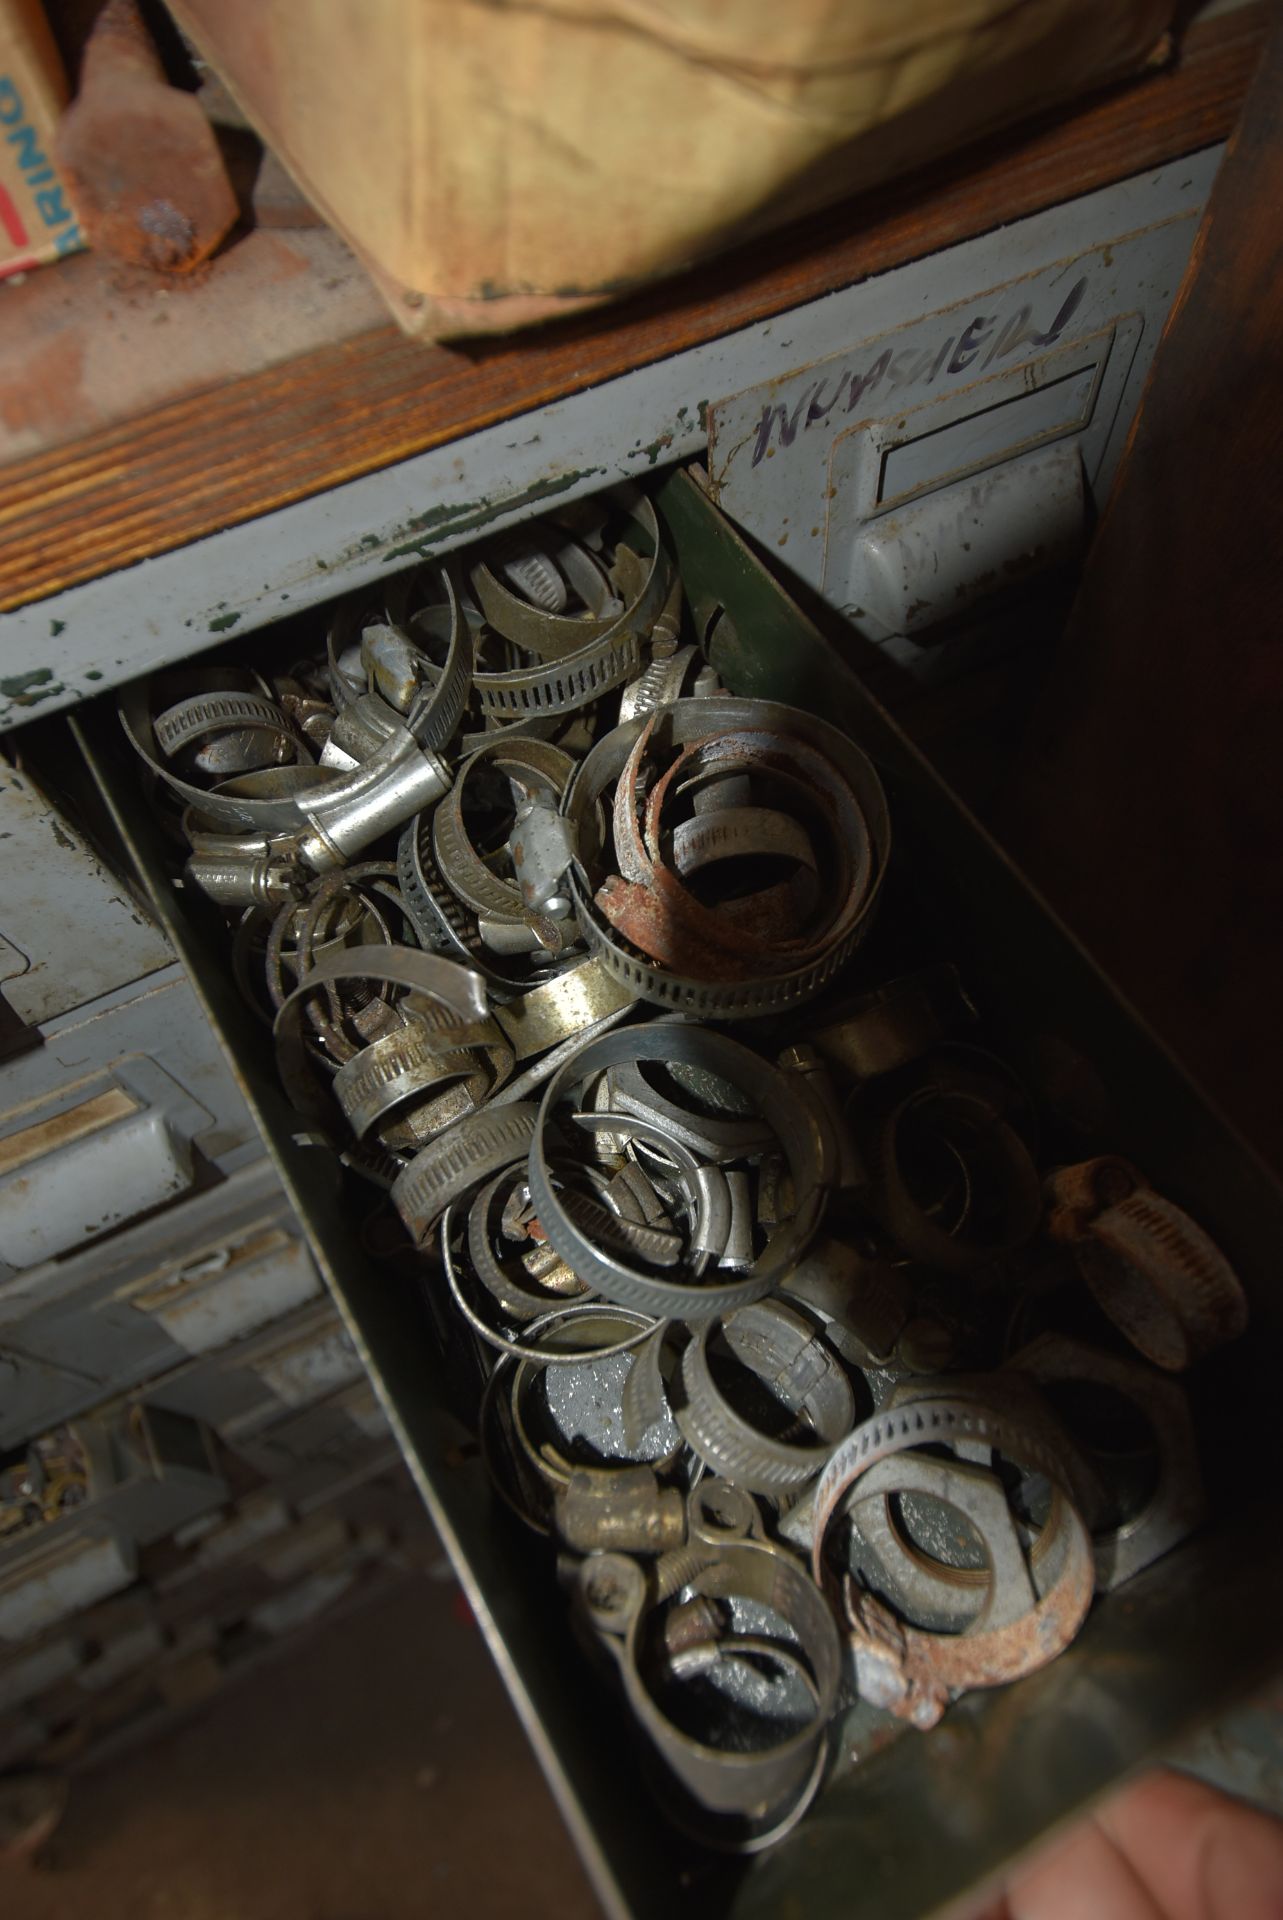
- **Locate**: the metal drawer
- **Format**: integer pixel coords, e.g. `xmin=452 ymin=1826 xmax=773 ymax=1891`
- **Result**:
xmin=72 ymin=469 xmax=1283 ymax=1920
xmin=0 ymin=1403 xmax=227 ymax=1645
xmin=0 ymin=1468 xmax=426 ymax=1770
xmin=0 ymin=965 xmax=262 ymax=1277
xmin=0 ymin=1157 xmax=320 ymax=1447
xmin=0 ymin=755 xmax=171 ymax=1032
xmin=146 ymin=1297 xmax=364 ymax=1442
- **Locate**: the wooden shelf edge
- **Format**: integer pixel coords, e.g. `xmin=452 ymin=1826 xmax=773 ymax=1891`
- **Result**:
xmin=0 ymin=6 xmax=1264 ymax=613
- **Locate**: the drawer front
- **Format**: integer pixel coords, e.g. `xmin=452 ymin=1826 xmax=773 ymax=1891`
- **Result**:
xmin=0 ymin=966 xmax=263 ymax=1278
xmin=0 ymin=1404 xmax=227 ymax=1644
xmin=0 ymin=757 xmax=171 ymax=1030
xmin=0 ymin=1468 xmax=429 ymax=1770
xmin=230 ymin=1379 xmax=392 ymax=1484
xmin=146 ymin=1298 xmax=362 ymax=1440
xmin=0 ymin=1159 xmax=318 ymax=1447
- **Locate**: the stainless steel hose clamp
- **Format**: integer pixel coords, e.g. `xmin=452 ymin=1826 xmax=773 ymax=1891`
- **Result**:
xmin=392 ymin=1100 xmax=541 ymax=1245
xmin=576 ymin=1525 xmax=839 ymax=1826
xmin=431 ymin=734 xmax=578 ymax=950
xmin=122 ymin=575 xmax=469 ymax=849
xmin=493 ymin=956 xmax=638 ymax=1063
xmin=273 ymin=945 xmax=488 ymax=1132
xmin=332 ymin=1013 xmax=512 ymax=1141
xmin=527 ymin=1025 xmax=830 ymax=1321
xmin=675 ymin=1299 xmax=856 ymax=1494
xmin=470 ymin=492 xmax=674 ymax=719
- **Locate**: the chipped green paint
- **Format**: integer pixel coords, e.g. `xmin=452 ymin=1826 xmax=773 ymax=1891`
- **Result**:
xmin=381 ymin=468 xmax=605 ymax=562
xmin=84 ymin=669 xmax=103 ymax=681
xmin=50 ymin=618 xmax=65 ymax=637
xmin=1 ymin=667 xmax=64 ymax=708
xmin=208 ymin=611 xmax=242 ymax=633
xmin=1 ymin=667 xmax=52 ymax=696
xmin=697 ymin=399 xmax=709 ymax=432
xmin=642 ymin=434 xmax=673 ymax=467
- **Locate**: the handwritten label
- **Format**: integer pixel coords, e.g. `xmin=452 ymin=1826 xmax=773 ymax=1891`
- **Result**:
xmin=749 ymin=276 xmax=1089 ymax=467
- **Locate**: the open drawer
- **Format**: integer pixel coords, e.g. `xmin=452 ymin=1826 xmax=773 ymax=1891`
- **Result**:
xmin=67 ymin=468 xmax=1283 ymax=1920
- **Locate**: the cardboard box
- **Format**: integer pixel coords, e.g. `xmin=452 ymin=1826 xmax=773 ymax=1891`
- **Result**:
xmin=0 ymin=0 xmax=82 ymax=279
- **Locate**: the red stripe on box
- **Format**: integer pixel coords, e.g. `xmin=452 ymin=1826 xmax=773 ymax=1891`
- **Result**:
xmin=0 ymin=183 xmax=29 ymax=247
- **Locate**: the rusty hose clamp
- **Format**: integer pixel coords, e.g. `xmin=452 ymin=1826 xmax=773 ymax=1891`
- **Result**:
xmin=810 ymin=1396 xmax=1093 ymax=1729
xmin=602 ymin=719 xmax=868 ymax=976
xmin=1045 ymin=1159 xmax=1248 ymax=1371
xmin=563 ymin=697 xmax=889 ymax=1019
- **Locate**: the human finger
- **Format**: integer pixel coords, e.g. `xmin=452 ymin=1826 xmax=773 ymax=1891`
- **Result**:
xmin=1005 ymin=1809 xmax=1166 ymax=1920
xmin=1097 ymin=1767 xmax=1283 ymax=1920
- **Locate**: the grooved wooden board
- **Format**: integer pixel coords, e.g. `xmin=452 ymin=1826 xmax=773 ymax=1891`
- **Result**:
xmin=0 ymin=8 xmax=1263 ymax=614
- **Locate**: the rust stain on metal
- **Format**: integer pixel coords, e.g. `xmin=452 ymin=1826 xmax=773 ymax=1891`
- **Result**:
xmin=0 ymin=1085 xmax=138 ymax=1178
xmin=841 ymin=1509 xmax=1095 ymax=1729
xmin=595 ymin=720 xmax=867 ymax=983
xmin=1084 ymin=1190 xmax=1249 ymax=1369
xmin=1045 ymin=1153 xmax=1145 ymax=1239
xmin=1046 ymin=1157 xmax=1248 ymax=1369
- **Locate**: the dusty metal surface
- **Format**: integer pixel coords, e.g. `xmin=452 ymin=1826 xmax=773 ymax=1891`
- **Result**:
xmin=0 ymin=225 xmax=380 ymax=464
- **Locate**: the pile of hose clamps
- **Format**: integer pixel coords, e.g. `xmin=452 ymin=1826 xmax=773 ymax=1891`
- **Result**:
xmin=122 ymin=484 xmax=1248 ymax=1851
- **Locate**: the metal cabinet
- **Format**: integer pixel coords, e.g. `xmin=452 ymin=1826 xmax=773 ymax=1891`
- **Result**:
xmin=0 ymin=1466 xmax=426 ymax=1771
xmin=0 ymin=87 xmax=1276 ymax=1910
xmin=0 ymin=777 xmax=403 ymax=1763
xmin=0 ymin=965 xmax=263 ymax=1277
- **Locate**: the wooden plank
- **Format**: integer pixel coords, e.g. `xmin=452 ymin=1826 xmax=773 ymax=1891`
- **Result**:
xmin=0 ymin=7 xmax=1263 ymax=614
xmin=1003 ymin=1 xmax=1283 ymax=1170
